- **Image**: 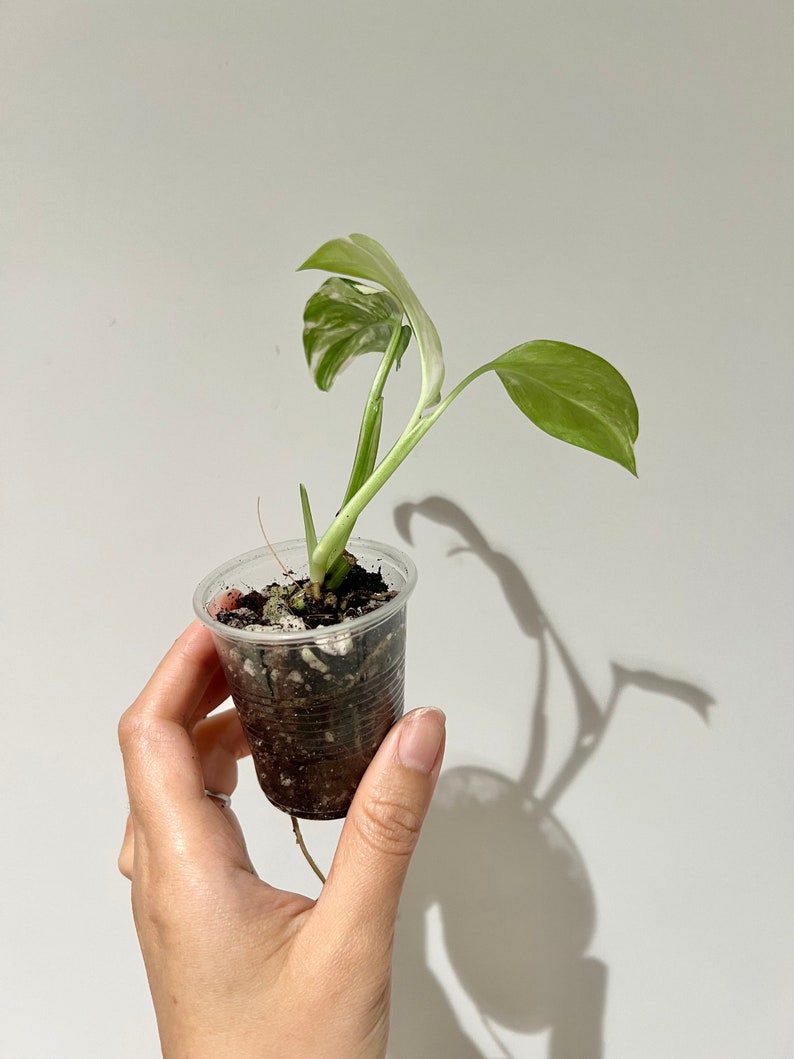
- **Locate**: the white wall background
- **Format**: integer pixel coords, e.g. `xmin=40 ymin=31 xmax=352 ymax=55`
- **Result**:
xmin=2 ymin=2 xmax=792 ymax=1057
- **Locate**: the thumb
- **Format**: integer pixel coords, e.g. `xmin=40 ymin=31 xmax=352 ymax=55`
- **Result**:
xmin=314 ymin=707 xmax=445 ymax=948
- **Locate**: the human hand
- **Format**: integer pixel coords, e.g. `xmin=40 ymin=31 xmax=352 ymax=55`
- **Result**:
xmin=118 ymin=622 xmax=446 ymax=1059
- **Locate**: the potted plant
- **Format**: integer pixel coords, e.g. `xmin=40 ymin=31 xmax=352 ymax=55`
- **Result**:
xmin=193 ymin=234 xmax=638 ymax=842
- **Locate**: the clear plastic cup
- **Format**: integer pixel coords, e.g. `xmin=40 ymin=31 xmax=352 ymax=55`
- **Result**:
xmin=193 ymin=539 xmax=417 ymax=819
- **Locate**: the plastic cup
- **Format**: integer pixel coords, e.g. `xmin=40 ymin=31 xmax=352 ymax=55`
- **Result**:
xmin=193 ymin=538 xmax=417 ymax=819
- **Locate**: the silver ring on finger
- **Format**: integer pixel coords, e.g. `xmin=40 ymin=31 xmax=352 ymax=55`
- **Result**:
xmin=204 ymin=788 xmax=232 ymax=809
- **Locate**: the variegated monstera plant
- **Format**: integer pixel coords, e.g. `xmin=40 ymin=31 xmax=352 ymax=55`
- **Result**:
xmin=296 ymin=234 xmax=639 ymax=596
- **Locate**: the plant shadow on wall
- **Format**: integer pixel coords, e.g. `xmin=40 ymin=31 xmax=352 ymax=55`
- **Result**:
xmin=388 ymin=497 xmax=715 ymax=1059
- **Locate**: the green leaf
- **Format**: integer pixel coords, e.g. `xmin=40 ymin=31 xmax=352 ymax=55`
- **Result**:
xmin=299 ymin=235 xmax=396 ymax=289
xmin=299 ymin=483 xmax=318 ymax=556
xmin=491 ymin=340 xmax=639 ymax=474
xmin=299 ymin=234 xmax=444 ymax=413
xmin=303 ymin=277 xmax=405 ymax=392
xmin=393 ymin=323 xmax=412 ymax=370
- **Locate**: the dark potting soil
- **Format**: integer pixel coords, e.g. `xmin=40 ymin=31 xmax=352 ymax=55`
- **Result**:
xmin=211 ymin=559 xmax=405 ymax=820
xmin=214 ymin=560 xmax=396 ymax=631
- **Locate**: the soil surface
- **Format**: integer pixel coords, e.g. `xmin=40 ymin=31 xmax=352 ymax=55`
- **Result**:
xmin=215 ymin=559 xmax=396 ymax=632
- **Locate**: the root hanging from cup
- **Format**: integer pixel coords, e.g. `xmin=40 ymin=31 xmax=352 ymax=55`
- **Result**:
xmin=291 ymin=816 xmax=327 ymax=884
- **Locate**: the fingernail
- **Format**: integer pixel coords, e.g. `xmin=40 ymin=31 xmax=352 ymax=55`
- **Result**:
xmin=397 ymin=708 xmax=446 ymax=774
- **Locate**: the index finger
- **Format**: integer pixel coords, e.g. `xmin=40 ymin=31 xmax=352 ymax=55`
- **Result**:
xmin=118 ymin=622 xmax=226 ymax=824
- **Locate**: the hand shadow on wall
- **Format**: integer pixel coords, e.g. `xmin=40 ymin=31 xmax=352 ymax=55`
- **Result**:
xmin=388 ymin=497 xmax=714 ymax=1059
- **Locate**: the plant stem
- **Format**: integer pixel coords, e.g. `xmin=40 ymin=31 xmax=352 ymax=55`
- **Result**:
xmin=307 ymin=324 xmax=407 ymax=589
xmin=339 ymin=323 xmax=405 ymax=510
xmin=290 ymin=816 xmax=327 ymax=884
xmin=311 ymin=359 xmax=496 ymax=582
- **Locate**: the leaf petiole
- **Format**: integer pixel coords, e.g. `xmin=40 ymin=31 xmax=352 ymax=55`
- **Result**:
xmin=339 ymin=322 xmax=410 ymax=511
xmin=308 ymin=361 xmax=488 ymax=583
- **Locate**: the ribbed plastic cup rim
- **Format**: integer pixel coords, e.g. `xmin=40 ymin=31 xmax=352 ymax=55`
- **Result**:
xmin=193 ymin=537 xmax=418 ymax=645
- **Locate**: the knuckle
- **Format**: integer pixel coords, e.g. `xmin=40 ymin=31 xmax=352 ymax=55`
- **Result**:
xmin=117 ymin=818 xmax=134 ymax=879
xmin=117 ymin=848 xmax=132 ymax=880
xmin=118 ymin=702 xmax=174 ymax=755
xmin=355 ymin=790 xmax=424 ymax=859
xmin=117 ymin=704 xmax=144 ymax=750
